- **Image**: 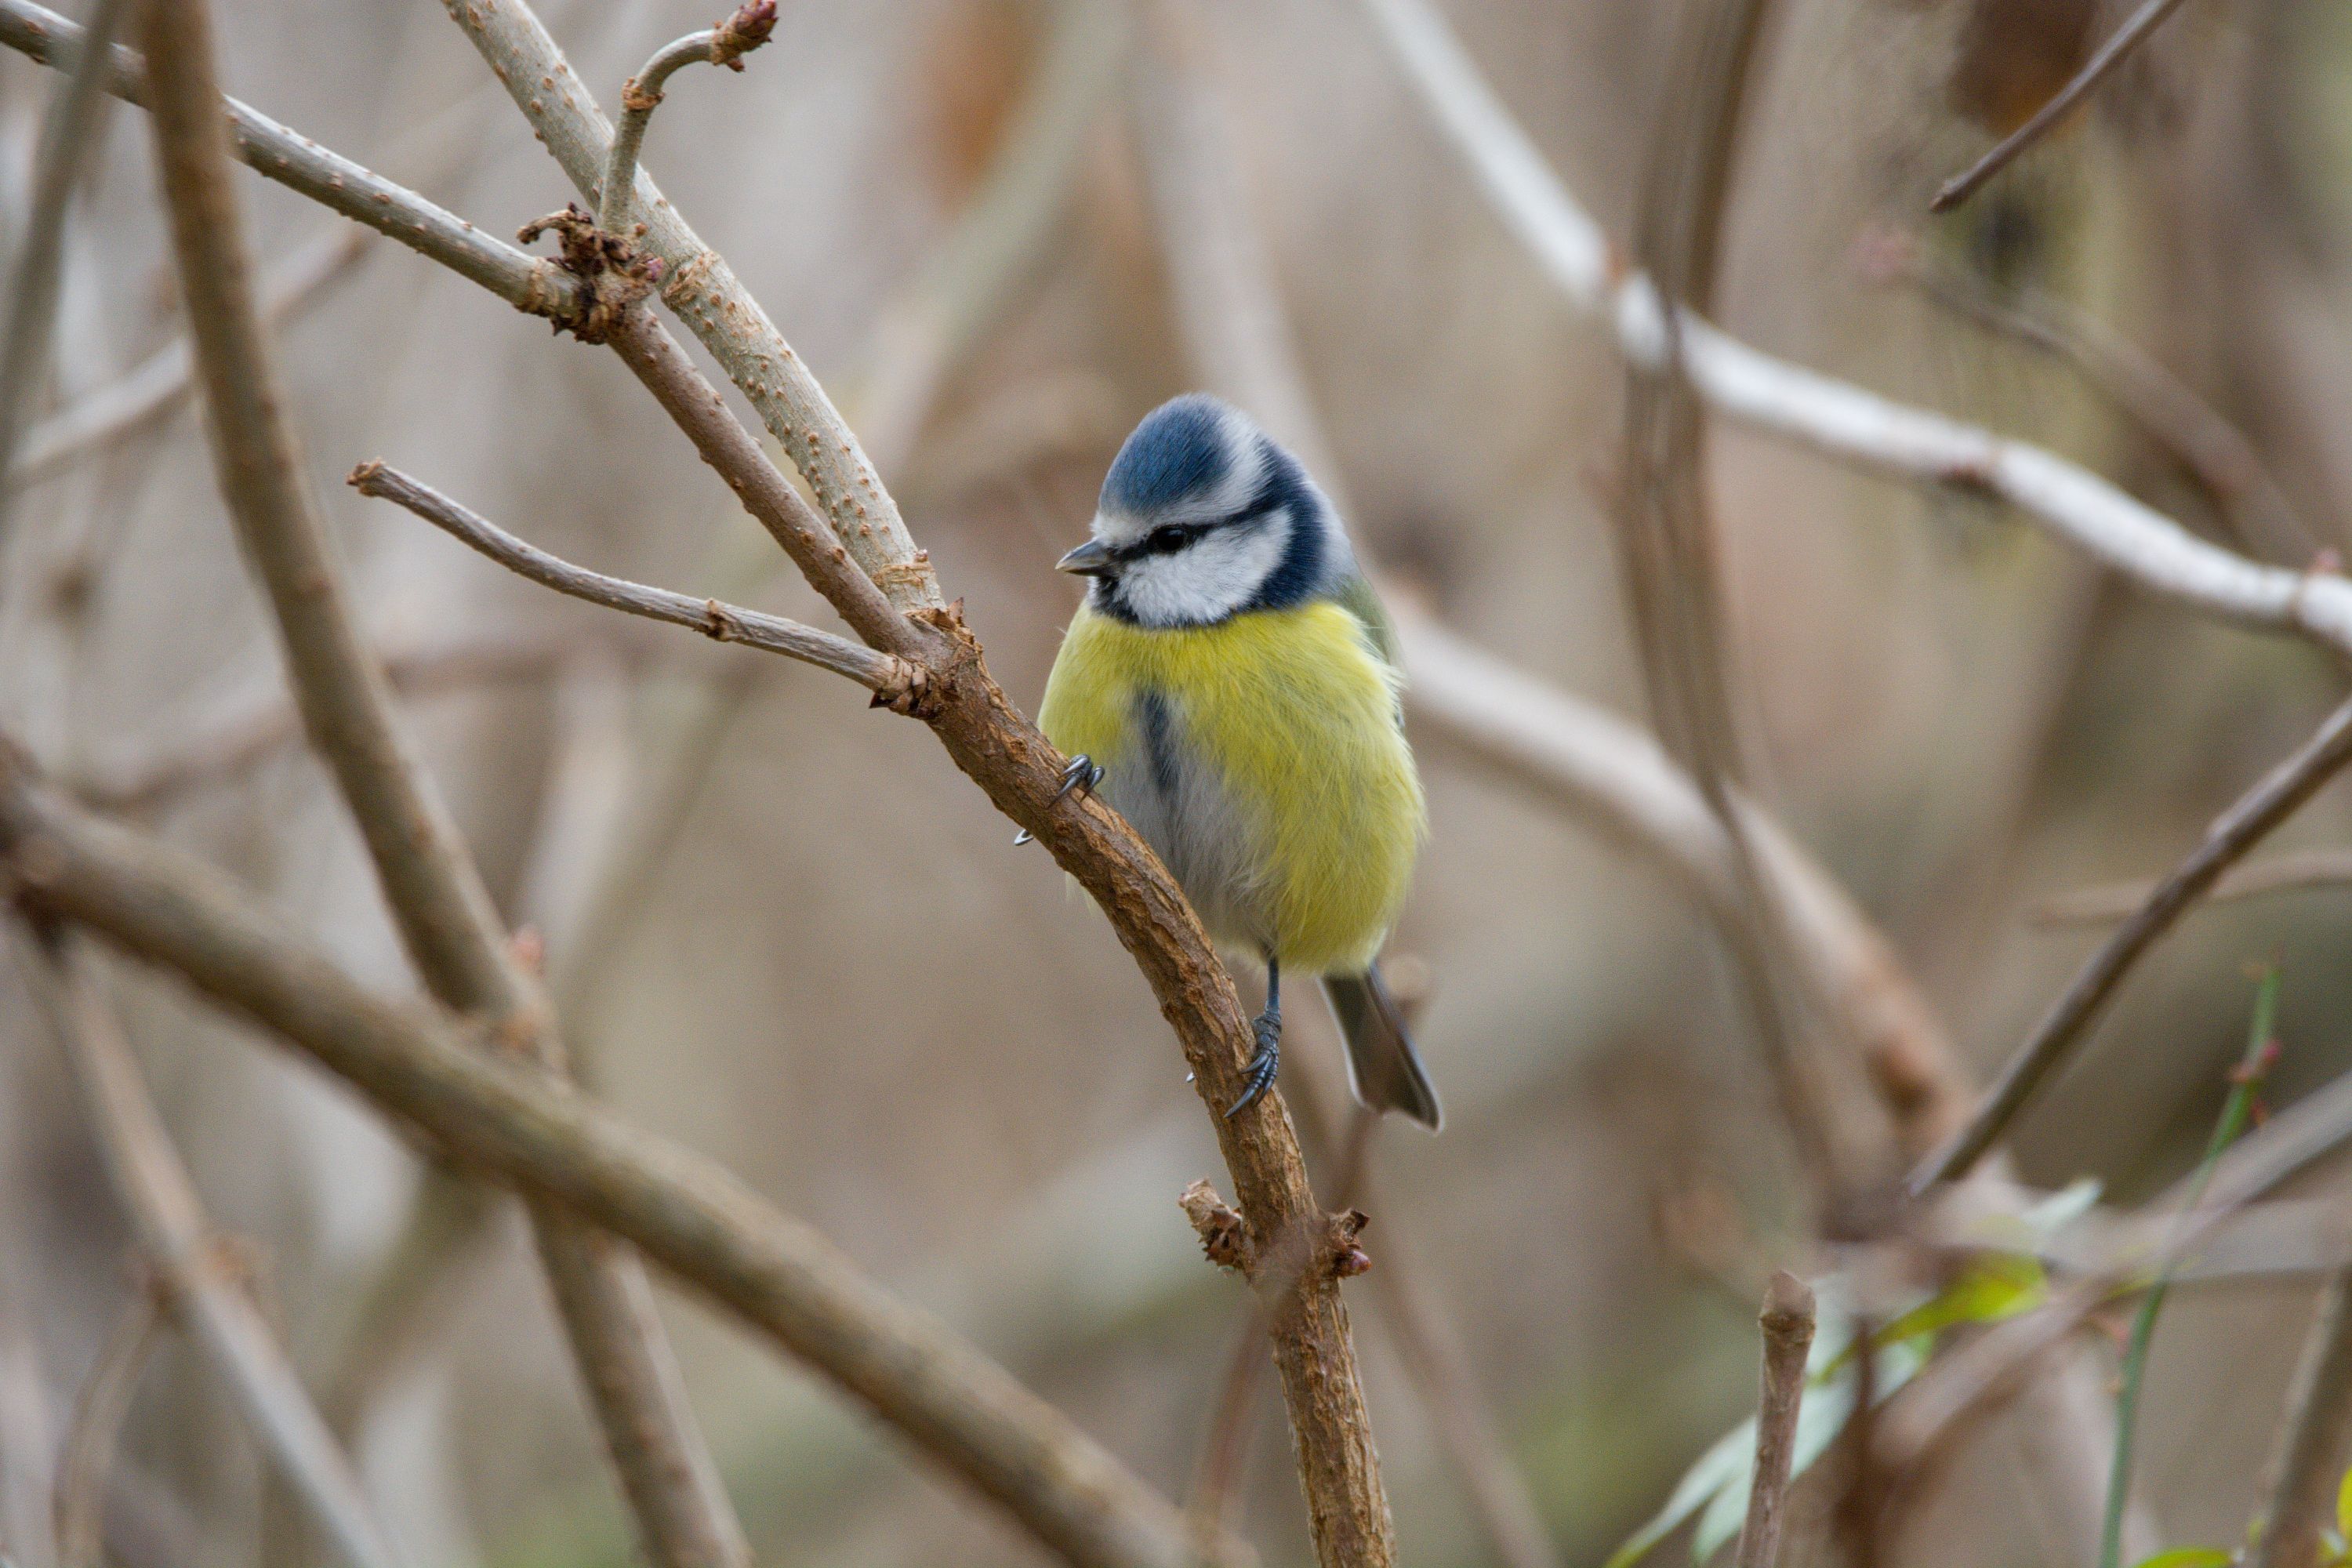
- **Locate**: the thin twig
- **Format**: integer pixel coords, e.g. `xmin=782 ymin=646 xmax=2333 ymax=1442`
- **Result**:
xmin=51 ymin=1284 xmax=162 ymax=1568
xmin=14 ymin=927 xmax=400 ymax=1568
xmin=0 ymin=0 xmax=127 ymax=545
xmin=132 ymin=5 xmax=749 ymax=1563
xmin=1913 ymin=692 xmax=2352 ymax=1192
xmin=597 ymin=2 xmax=777 ymax=235
xmin=1930 ymin=0 xmax=2199 ymax=214
xmin=441 ymin=0 xmax=942 ymax=608
xmin=2031 ymin=848 xmax=2352 ymax=927
xmin=2249 ymin=1265 xmax=2352 ymax=1568
xmin=0 ymin=753 xmax=1248 ymax=1568
xmin=348 ymin=463 xmax=920 ymax=698
xmin=1737 ymin=1272 xmax=1816 ymax=1568
xmin=1355 ymin=0 xmax=2352 ymax=662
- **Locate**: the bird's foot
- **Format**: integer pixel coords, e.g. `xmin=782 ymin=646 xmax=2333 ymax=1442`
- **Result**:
xmin=1014 ymin=755 xmax=1105 ymax=844
xmin=1224 ymin=1014 xmax=1281 ymax=1119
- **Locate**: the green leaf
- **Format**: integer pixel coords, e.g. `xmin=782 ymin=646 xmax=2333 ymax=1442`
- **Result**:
xmin=2337 ymin=1460 xmax=2352 ymax=1544
xmin=1875 ymin=1251 xmax=2047 ymax=1350
xmin=2127 ymin=1548 xmax=2230 ymax=1568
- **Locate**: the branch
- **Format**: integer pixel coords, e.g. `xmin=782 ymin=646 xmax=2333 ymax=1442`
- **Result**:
xmin=1913 ymin=692 xmax=2352 ymax=1191
xmin=1737 ymin=1272 xmax=1816 ymax=1568
xmin=51 ymin=1283 xmax=160 ymax=1568
xmin=0 ymin=757 xmax=1246 ymax=1568
xmin=598 ymin=2 xmax=778 ymax=235
xmin=15 ymin=927 xmax=398 ymax=1568
xmin=2250 ymin=1265 xmax=2352 ymax=1568
xmin=0 ymin=0 xmax=128 ymax=546
xmin=1930 ymin=0 xmax=2198 ymax=214
xmin=1356 ymin=0 xmax=2352 ymax=660
xmin=132 ymin=5 xmax=747 ymax=1564
xmin=438 ymin=0 xmax=942 ymax=608
xmin=0 ymin=0 xmax=583 ymax=325
xmin=347 ymin=463 xmax=924 ymax=701
xmin=5 ymin=0 xmax=1399 ymax=1551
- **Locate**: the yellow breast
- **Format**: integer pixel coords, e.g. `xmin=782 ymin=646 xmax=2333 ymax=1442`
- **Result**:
xmin=1037 ymin=600 xmax=1424 ymax=973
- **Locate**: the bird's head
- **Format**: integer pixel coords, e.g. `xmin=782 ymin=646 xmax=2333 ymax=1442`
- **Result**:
xmin=1059 ymin=394 xmax=1352 ymax=628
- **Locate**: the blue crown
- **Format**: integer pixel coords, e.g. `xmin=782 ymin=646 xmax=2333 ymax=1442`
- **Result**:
xmin=1099 ymin=394 xmax=1237 ymax=517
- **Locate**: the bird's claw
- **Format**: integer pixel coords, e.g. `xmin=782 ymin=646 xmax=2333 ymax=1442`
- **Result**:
xmin=1052 ymin=754 xmax=1105 ymax=804
xmin=1015 ymin=755 xmax=1105 ymax=846
xmin=1223 ymin=1018 xmax=1281 ymax=1119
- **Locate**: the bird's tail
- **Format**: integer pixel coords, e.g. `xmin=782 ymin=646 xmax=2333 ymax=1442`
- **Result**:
xmin=1320 ymin=967 xmax=1443 ymax=1132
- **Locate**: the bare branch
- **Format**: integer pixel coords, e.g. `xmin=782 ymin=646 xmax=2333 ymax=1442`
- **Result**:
xmin=1930 ymin=0 xmax=2198 ymax=215
xmin=1737 ymin=1272 xmax=1816 ymax=1568
xmin=2031 ymin=848 xmax=2352 ymax=927
xmin=0 ymin=757 xmax=1247 ymax=1568
xmin=1357 ymin=0 xmax=2352 ymax=661
xmin=52 ymin=1283 xmax=161 ymax=1568
xmin=597 ymin=2 xmax=778 ymax=235
xmin=347 ymin=463 xmax=922 ymax=700
xmin=0 ymin=0 xmax=582 ymax=324
xmin=0 ymin=0 xmax=128 ymax=546
xmin=1914 ymin=693 xmax=2352 ymax=1191
xmin=2250 ymin=1265 xmax=2352 ymax=1568
xmin=132 ymin=4 xmax=748 ymax=1562
xmin=15 ymin=927 xmax=399 ymax=1568
xmin=440 ymin=0 xmax=942 ymax=608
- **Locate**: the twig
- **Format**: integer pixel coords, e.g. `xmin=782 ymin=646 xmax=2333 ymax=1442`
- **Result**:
xmin=1913 ymin=692 xmax=2352 ymax=1192
xmin=0 ymin=0 xmax=584 ymax=325
xmin=14 ymin=927 xmax=399 ymax=1568
xmin=52 ymin=1285 xmax=162 ymax=1568
xmin=348 ymin=463 xmax=922 ymax=699
xmin=0 ymin=754 xmax=1248 ymax=1568
xmin=13 ymin=223 xmax=368 ymax=492
xmin=440 ymin=0 xmax=942 ymax=609
xmin=1355 ymin=0 xmax=2352 ymax=663
xmin=2249 ymin=1265 xmax=2352 ymax=1568
xmin=2031 ymin=848 xmax=2352 ymax=927
xmin=0 ymin=0 xmax=127 ymax=546
xmin=597 ymin=3 xmax=778 ymax=235
xmin=131 ymin=5 xmax=750 ymax=1564
xmin=1930 ymin=0 xmax=2199 ymax=214
xmin=1737 ymin=1272 xmax=1816 ymax=1568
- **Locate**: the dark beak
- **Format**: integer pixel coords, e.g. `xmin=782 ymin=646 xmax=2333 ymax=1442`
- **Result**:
xmin=1056 ymin=538 xmax=1116 ymax=578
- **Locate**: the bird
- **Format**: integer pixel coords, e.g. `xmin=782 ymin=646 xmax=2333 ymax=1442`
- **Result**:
xmin=1034 ymin=393 xmax=1441 ymax=1130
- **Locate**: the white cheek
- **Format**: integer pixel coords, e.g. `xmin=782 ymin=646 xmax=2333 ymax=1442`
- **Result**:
xmin=1120 ymin=524 xmax=1288 ymax=626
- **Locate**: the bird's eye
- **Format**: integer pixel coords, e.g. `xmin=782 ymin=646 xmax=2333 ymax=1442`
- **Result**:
xmin=1148 ymin=524 xmax=1191 ymax=553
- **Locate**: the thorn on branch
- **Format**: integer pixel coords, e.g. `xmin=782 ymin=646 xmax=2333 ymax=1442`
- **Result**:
xmin=516 ymin=204 xmax=661 ymax=343
xmin=1181 ymin=1179 xmax=1250 ymax=1273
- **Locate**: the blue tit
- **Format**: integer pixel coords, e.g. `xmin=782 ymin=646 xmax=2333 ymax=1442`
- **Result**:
xmin=1036 ymin=394 xmax=1440 ymax=1130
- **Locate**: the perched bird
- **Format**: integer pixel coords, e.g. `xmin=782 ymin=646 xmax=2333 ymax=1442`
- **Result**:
xmin=1036 ymin=394 xmax=1440 ymax=1130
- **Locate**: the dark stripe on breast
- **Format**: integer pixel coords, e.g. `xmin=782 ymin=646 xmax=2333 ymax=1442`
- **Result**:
xmin=1134 ymin=688 xmax=1181 ymax=798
